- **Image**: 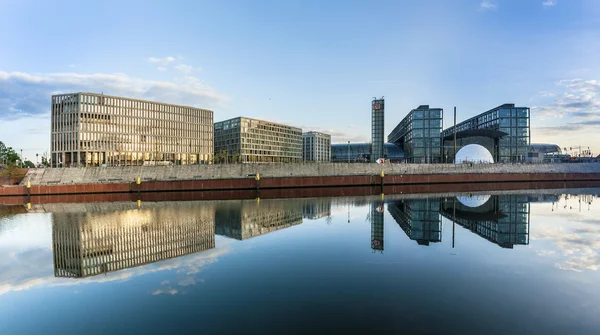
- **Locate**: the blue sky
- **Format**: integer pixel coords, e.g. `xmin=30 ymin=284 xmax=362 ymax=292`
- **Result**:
xmin=1 ymin=0 xmax=599 ymax=161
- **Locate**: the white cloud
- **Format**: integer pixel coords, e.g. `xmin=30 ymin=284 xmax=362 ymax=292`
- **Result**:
xmin=531 ymin=78 xmax=600 ymax=152
xmin=174 ymin=64 xmax=198 ymax=74
xmin=0 ymin=70 xmax=226 ymax=120
xmin=479 ymin=1 xmax=497 ymax=10
xmin=542 ymin=0 xmax=556 ymax=7
xmin=147 ymin=56 xmax=176 ymax=65
xmin=157 ymin=67 xmax=167 ymax=72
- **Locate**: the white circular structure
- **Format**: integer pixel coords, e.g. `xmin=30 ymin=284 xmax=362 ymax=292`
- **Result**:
xmin=454 ymin=144 xmax=494 ymax=164
xmin=457 ymin=194 xmax=491 ymax=208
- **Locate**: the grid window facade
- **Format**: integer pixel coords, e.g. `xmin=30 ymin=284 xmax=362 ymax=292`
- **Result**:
xmin=441 ymin=104 xmax=530 ymax=163
xmin=214 ymin=117 xmax=303 ymax=163
xmin=302 ymin=131 xmax=331 ymax=162
xmin=388 ymin=105 xmax=443 ymax=163
xmin=371 ymin=99 xmax=385 ymax=162
xmin=50 ymin=93 xmax=214 ymax=167
xmin=388 ymin=199 xmax=442 ymax=245
xmin=440 ymin=195 xmax=530 ymax=248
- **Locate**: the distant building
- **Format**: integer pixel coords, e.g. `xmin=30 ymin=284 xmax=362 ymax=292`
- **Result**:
xmin=371 ymin=98 xmax=385 ymax=162
xmin=441 ymin=104 xmax=530 ymax=163
xmin=388 ymin=105 xmax=443 ymax=163
xmin=51 ymin=92 xmax=214 ymax=167
xmin=302 ymin=131 xmax=331 ymax=162
xmin=526 ymin=144 xmax=562 ymax=163
xmin=331 ymin=143 xmax=404 ymax=163
xmin=214 ymin=117 xmax=302 ymax=163
xmin=301 ymin=198 xmax=332 ymax=220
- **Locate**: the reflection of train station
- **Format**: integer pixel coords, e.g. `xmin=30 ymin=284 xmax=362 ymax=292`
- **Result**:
xmin=215 ymin=199 xmax=303 ymax=240
xmin=387 ymin=198 xmax=442 ymax=246
xmin=51 ymin=202 xmax=216 ymax=278
xmin=441 ymin=194 xmax=530 ymax=248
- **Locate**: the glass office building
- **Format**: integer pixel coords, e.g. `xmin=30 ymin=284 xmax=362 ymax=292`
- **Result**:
xmin=441 ymin=104 xmax=530 ymax=163
xmin=388 ymin=105 xmax=443 ymax=163
xmin=214 ymin=117 xmax=303 ymax=163
xmin=51 ymin=92 xmax=214 ymax=167
xmin=371 ymin=98 xmax=385 ymax=162
xmin=302 ymin=131 xmax=331 ymax=162
xmin=440 ymin=194 xmax=530 ymax=248
xmin=387 ymin=198 xmax=442 ymax=246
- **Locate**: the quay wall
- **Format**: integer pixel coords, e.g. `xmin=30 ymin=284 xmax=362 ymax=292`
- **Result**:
xmin=16 ymin=162 xmax=600 ymax=186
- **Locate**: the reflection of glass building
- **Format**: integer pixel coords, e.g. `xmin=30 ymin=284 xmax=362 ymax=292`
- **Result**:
xmin=51 ymin=93 xmax=214 ymax=167
xmin=388 ymin=105 xmax=443 ymax=163
xmin=387 ymin=198 xmax=442 ymax=246
xmin=370 ymin=202 xmax=384 ymax=251
xmin=331 ymin=143 xmax=404 ymax=163
xmin=302 ymin=198 xmax=332 ymax=220
xmin=214 ymin=117 xmax=303 ymax=163
xmin=51 ymin=202 xmax=216 ymax=278
xmin=215 ymin=199 xmax=303 ymax=240
xmin=441 ymin=194 xmax=530 ymax=248
xmin=441 ymin=104 xmax=530 ymax=163
xmin=371 ymin=98 xmax=385 ymax=162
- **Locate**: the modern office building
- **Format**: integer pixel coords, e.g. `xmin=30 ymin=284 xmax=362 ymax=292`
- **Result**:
xmin=214 ymin=117 xmax=303 ymax=163
xmin=51 ymin=201 xmax=216 ymax=278
xmin=440 ymin=194 xmax=530 ymax=248
xmin=441 ymin=104 xmax=530 ymax=163
xmin=371 ymin=98 xmax=385 ymax=162
xmin=387 ymin=198 xmax=442 ymax=246
xmin=302 ymin=131 xmax=331 ymax=162
xmin=388 ymin=105 xmax=443 ymax=163
xmin=214 ymin=199 xmax=303 ymax=240
xmin=50 ymin=92 xmax=214 ymax=167
xmin=331 ymin=143 xmax=404 ymax=163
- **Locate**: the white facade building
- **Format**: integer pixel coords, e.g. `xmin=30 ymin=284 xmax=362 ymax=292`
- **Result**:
xmin=302 ymin=131 xmax=331 ymax=162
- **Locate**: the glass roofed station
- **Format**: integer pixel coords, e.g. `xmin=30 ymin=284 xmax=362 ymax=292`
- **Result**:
xmin=388 ymin=105 xmax=443 ymax=163
xmin=441 ymin=104 xmax=530 ymax=163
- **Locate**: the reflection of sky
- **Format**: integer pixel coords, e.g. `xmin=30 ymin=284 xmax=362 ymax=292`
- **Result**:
xmin=1 ymin=193 xmax=600 ymax=334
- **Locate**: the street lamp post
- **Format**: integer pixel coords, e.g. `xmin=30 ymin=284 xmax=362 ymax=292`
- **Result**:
xmin=20 ymin=149 xmax=23 ymax=168
xmin=36 ymin=153 xmax=39 ymax=167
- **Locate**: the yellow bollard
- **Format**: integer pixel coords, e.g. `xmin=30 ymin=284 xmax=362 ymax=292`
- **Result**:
xmin=255 ymin=173 xmax=260 ymax=181
xmin=136 ymin=177 xmax=141 ymax=185
xmin=381 ymin=193 xmax=385 ymax=201
xmin=27 ymin=203 xmax=31 ymax=210
xmin=137 ymin=199 xmax=141 ymax=208
xmin=380 ymin=170 xmax=385 ymax=177
xmin=26 ymin=180 xmax=31 ymax=189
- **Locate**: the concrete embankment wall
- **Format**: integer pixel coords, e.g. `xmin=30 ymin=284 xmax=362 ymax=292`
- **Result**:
xmin=18 ymin=162 xmax=600 ymax=186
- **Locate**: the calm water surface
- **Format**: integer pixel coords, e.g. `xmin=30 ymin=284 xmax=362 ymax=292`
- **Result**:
xmin=1 ymin=190 xmax=600 ymax=334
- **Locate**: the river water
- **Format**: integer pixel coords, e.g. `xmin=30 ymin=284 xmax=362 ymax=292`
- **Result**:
xmin=1 ymin=189 xmax=599 ymax=334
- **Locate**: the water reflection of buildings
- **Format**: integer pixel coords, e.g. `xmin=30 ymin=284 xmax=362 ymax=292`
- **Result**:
xmin=215 ymin=199 xmax=303 ymax=240
xmin=370 ymin=201 xmax=385 ymax=251
xmin=387 ymin=198 xmax=442 ymax=246
xmin=51 ymin=202 xmax=216 ymax=278
xmin=301 ymin=198 xmax=332 ymax=220
xmin=441 ymin=195 xmax=530 ymax=248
